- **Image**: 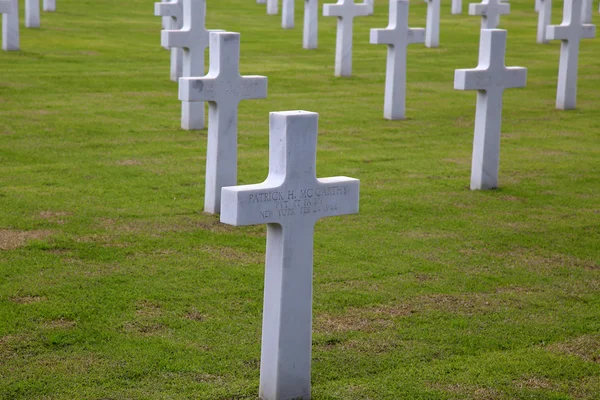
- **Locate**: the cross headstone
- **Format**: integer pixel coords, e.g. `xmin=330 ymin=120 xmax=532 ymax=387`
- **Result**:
xmin=25 ymin=0 xmax=40 ymax=28
xmin=581 ymin=0 xmax=592 ymax=23
xmin=424 ymin=0 xmax=440 ymax=47
xmin=469 ymin=0 xmax=510 ymax=29
xmin=370 ymin=0 xmax=424 ymax=120
xmin=267 ymin=0 xmax=278 ymax=14
xmin=220 ymin=110 xmax=360 ymax=400
xmin=323 ymin=0 xmax=371 ymax=77
xmin=282 ymin=0 xmax=294 ymax=28
xmin=537 ymin=0 xmax=551 ymax=44
xmin=162 ymin=0 xmax=221 ymax=130
xmin=365 ymin=0 xmax=374 ymax=15
xmin=179 ymin=32 xmax=268 ymax=214
xmin=454 ymin=29 xmax=527 ymax=190
xmin=43 ymin=0 xmax=55 ymax=12
xmin=452 ymin=0 xmax=463 ymax=14
xmin=257 ymin=0 xmax=266 ymax=3
xmin=304 ymin=0 xmax=319 ymax=49
xmin=546 ymin=0 xmax=595 ymax=110
xmin=155 ymin=0 xmax=184 ymax=82
xmin=1 ymin=0 xmax=18 ymax=51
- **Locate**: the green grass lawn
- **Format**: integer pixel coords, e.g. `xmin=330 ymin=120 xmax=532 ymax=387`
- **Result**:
xmin=1 ymin=0 xmax=599 ymax=398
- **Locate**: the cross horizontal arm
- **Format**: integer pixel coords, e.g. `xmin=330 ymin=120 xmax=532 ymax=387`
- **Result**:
xmin=546 ymin=24 xmax=596 ymax=40
xmin=469 ymin=2 xmax=510 ymax=16
xmin=221 ymin=177 xmax=359 ymax=227
xmin=323 ymin=3 xmax=371 ymax=17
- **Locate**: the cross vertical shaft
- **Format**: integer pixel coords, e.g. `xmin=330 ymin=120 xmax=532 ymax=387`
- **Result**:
xmin=1 ymin=0 xmax=19 ymax=51
xmin=304 ymin=0 xmax=318 ymax=49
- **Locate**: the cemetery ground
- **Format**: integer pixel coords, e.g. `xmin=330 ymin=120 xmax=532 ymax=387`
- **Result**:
xmin=0 ymin=0 xmax=599 ymax=398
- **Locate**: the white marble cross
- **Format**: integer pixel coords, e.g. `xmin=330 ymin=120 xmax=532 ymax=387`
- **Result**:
xmin=365 ymin=0 xmax=374 ymax=15
xmin=452 ymin=0 xmax=463 ymax=14
xmin=469 ymin=0 xmax=510 ymax=29
xmin=282 ymin=0 xmax=294 ymax=28
xmin=162 ymin=0 xmax=220 ymax=130
xmin=220 ymin=111 xmax=359 ymax=400
xmin=304 ymin=0 xmax=319 ymax=49
xmin=581 ymin=0 xmax=592 ymax=23
xmin=546 ymin=0 xmax=595 ymax=110
xmin=323 ymin=0 xmax=371 ymax=77
xmin=25 ymin=0 xmax=40 ymax=28
xmin=1 ymin=0 xmax=18 ymax=51
xmin=43 ymin=0 xmax=55 ymax=12
xmin=179 ymin=32 xmax=267 ymax=214
xmin=454 ymin=29 xmax=527 ymax=190
xmin=155 ymin=0 xmax=184 ymax=82
xmin=424 ymin=0 xmax=440 ymax=47
xmin=370 ymin=0 xmax=424 ymax=120
xmin=537 ymin=0 xmax=551 ymax=44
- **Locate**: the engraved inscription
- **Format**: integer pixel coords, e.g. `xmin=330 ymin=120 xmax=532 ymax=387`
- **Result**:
xmin=250 ymin=185 xmax=350 ymax=220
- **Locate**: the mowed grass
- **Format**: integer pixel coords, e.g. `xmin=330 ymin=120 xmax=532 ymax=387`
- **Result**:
xmin=0 ymin=0 xmax=599 ymax=398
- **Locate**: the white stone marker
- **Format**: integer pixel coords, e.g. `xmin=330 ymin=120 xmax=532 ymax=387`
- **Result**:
xmin=25 ymin=0 xmax=40 ymax=28
xmin=424 ymin=0 xmax=440 ymax=47
xmin=268 ymin=0 xmax=278 ymax=14
xmin=1 ymin=0 xmax=18 ymax=51
xmin=454 ymin=29 xmax=527 ymax=190
xmin=179 ymin=32 xmax=268 ymax=214
xmin=304 ymin=0 xmax=319 ymax=49
xmin=452 ymin=0 xmax=463 ymax=14
xmin=365 ymin=0 xmax=374 ymax=15
xmin=546 ymin=0 xmax=596 ymax=110
xmin=155 ymin=0 xmax=184 ymax=82
xmin=162 ymin=0 xmax=218 ymax=130
xmin=370 ymin=0 xmax=424 ymax=120
xmin=581 ymin=0 xmax=592 ymax=23
xmin=469 ymin=0 xmax=510 ymax=29
xmin=535 ymin=0 xmax=540 ymax=12
xmin=220 ymin=111 xmax=360 ymax=400
xmin=257 ymin=0 xmax=266 ymax=4
xmin=537 ymin=0 xmax=551 ymax=44
xmin=323 ymin=0 xmax=371 ymax=77
xmin=43 ymin=0 xmax=55 ymax=12
xmin=282 ymin=0 xmax=294 ymax=28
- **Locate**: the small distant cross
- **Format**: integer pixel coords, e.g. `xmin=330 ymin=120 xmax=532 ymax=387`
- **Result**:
xmin=282 ymin=0 xmax=294 ymax=28
xmin=1 ymin=0 xmax=18 ymax=51
xmin=545 ymin=0 xmax=595 ymax=110
xmin=304 ymin=0 xmax=319 ymax=49
xmin=454 ymin=29 xmax=527 ymax=190
xmin=536 ymin=0 xmax=551 ymax=44
xmin=162 ymin=0 xmax=222 ymax=130
xmin=179 ymin=32 xmax=267 ymax=214
xmin=370 ymin=0 xmax=425 ymax=120
xmin=155 ymin=0 xmax=184 ymax=81
xmin=424 ymin=0 xmax=440 ymax=48
xmin=469 ymin=0 xmax=510 ymax=29
xmin=42 ymin=0 xmax=55 ymax=12
xmin=220 ymin=111 xmax=359 ymax=400
xmin=452 ymin=0 xmax=463 ymax=14
xmin=267 ymin=0 xmax=278 ymax=15
xmin=323 ymin=0 xmax=371 ymax=77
